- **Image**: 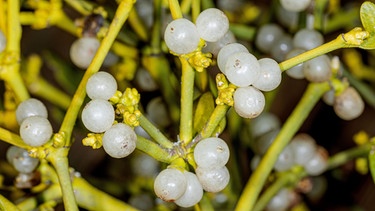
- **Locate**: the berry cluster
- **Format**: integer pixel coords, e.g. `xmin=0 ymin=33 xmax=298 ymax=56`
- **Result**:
xmin=154 ymin=137 xmax=230 ymax=208
xmin=255 ymin=23 xmax=365 ymax=121
xmin=217 ymin=43 xmax=282 ymax=119
xmin=164 ymin=8 xmax=229 ymax=55
xmin=255 ymin=24 xmax=329 ymax=83
xmin=250 ymin=112 xmax=328 ymax=176
xmin=81 ymin=71 xmax=137 ymax=158
xmin=6 ymin=145 xmax=40 ymax=189
xmin=16 ymin=98 xmax=53 ymax=147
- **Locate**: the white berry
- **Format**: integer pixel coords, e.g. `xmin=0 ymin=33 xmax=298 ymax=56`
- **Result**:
xmin=20 ymin=116 xmax=53 ymax=147
xmin=81 ymin=99 xmax=115 ymax=133
xmin=233 ymin=86 xmax=265 ymax=119
xmin=154 ymin=168 xmax=187 ymax=201
xmin=70 ymin=37 xmax=100 ymax=69
xmin=333 ymin=87 xmax=364 ymax=121
xmin=175 ymin=172 xmax=203 ymax=208
xmin=16 ymin=98 xmax=48 ymax=125
xmin=252 ymin=58 xmax=282 ymax=92
xmin=194 ymin=137 xmax=230 ymax=169
xmin=217 ymin=43 xmax=249 ymax=73
xmin=280 ymin=0 xmax=312 ymax=12
xmin=196 ymin=166 xmax=230 ymax=193
xmin=164 ymin=18 xmax=200 ymax=54
xmin=195 ymin=8 xmax=229 ymax=42
xmin=102 ymin=123 xmax=137 ymax=158
xmin=224 ymin=52 xmax=260 ymax=87
xmin=86 ymin=71 xmax=117 ymax=100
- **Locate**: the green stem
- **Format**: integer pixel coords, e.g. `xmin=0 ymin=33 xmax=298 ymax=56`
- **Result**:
xmin=136 ymin=135 xmax=177 ymax=163
xmin=138 ymin=114 xmax=173 ymax=149
xmin=235 ymin=82 xmax=330 ymax=211
xmin=150 ymin=0 xmax=162 ymax=53
xmin=200 ymin=104 xmax=229 ymax=139
xmin=48 ymin=150 xmax=78 ymax=211
xmin=323 ymin=7 xmax=359 ymax=33
xmin=141 ymin=55 xmax=180 ymax=123
xmin=168 ymin=0 xmax=183 ymax=19
xmin=64 ymin=0 xmax=93 ymax=16
xmin=181 ymin=0 xmax=192 ymax=15
xmin=229 ymin=24 xmax=256 ymax=41
xmin=313 ymin=0 xmax=329 ymax=30
xmin=328 ymin=143 xmax=370 ymax=170
xmin=128 ymin=9 xmax=148 ymax=41
xmin=343 ymin=69 xmax=375 ymax=109
xmin=180 ymin=58 xmax=195 ymax=145
xmin=59 ymin=0 xmax=134 ymax=145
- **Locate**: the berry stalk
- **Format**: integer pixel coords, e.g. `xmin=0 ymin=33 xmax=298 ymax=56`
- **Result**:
xmin=138 ymin=114 xmax=174 ymax=149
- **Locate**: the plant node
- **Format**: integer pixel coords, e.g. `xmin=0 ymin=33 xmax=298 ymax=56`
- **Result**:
xmin=82 ymin=133 xmax=103 ymax=149
xmin=215 ymin=73 xmax=236 ymax=106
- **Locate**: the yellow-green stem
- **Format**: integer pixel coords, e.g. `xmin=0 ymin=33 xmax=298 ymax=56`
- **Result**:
xmin=192 ymin=0 xmax=200 ymax=22
xmin=59 ymin=0 xmax=134 ymax=145
xmin=181 ymin=0 xmax=192 ymax=15
xmin=4 ymin=0 xmax=29 ymax=101
xmin=328 ymin=143 xmax=370 ymax=170
xmin=323 ymin=7 xmax=359 ymax=33
xmin=17 ymin=184 xmax=62 ymax=211
xmin=48 ymin=150 xmax=78 ymax=211
xmin=28 ymin=78 xmax=71 ymax=109
xmin=55 ymin=12 xmax=79 ymax=36
xmin=0 ymin=194 xmax=21 ymax=211
xmin=128 ymin=9 xmax=148 ymax=41
xmin=279 ymin=37 xmax=344 ymax=71
xmin=180 ymin=58 xmax=195 ymax=145
xmin=235 ymin=82 xmax=330 ymax=211
xmin=64 ymin=0 xmax=93 ymax=16
xmin=150 ymin=0 xmax=162 ymax=53
xmin=200 ymin=104 xmax=229 ymax=139
xmin=314 ymin=0 xmax=329 ymax=30
xmin=0 ymin=0 xmax=6 ymax=33
xmin=6 ymin=0 xmax=20 ymax=52
xmin=168 ymin=0 xmax=183 ymax=19
xmin=73 ymin=177 xmax=139 ymax=211
xmin=0 ymin=127 xmax=29 ymax=149
xmin=138 ymin=114 xmax=173 ymax=149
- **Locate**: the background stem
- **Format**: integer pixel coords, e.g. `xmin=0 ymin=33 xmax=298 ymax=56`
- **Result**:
xmin=235 ymin=82 xmax=330 ymax=211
